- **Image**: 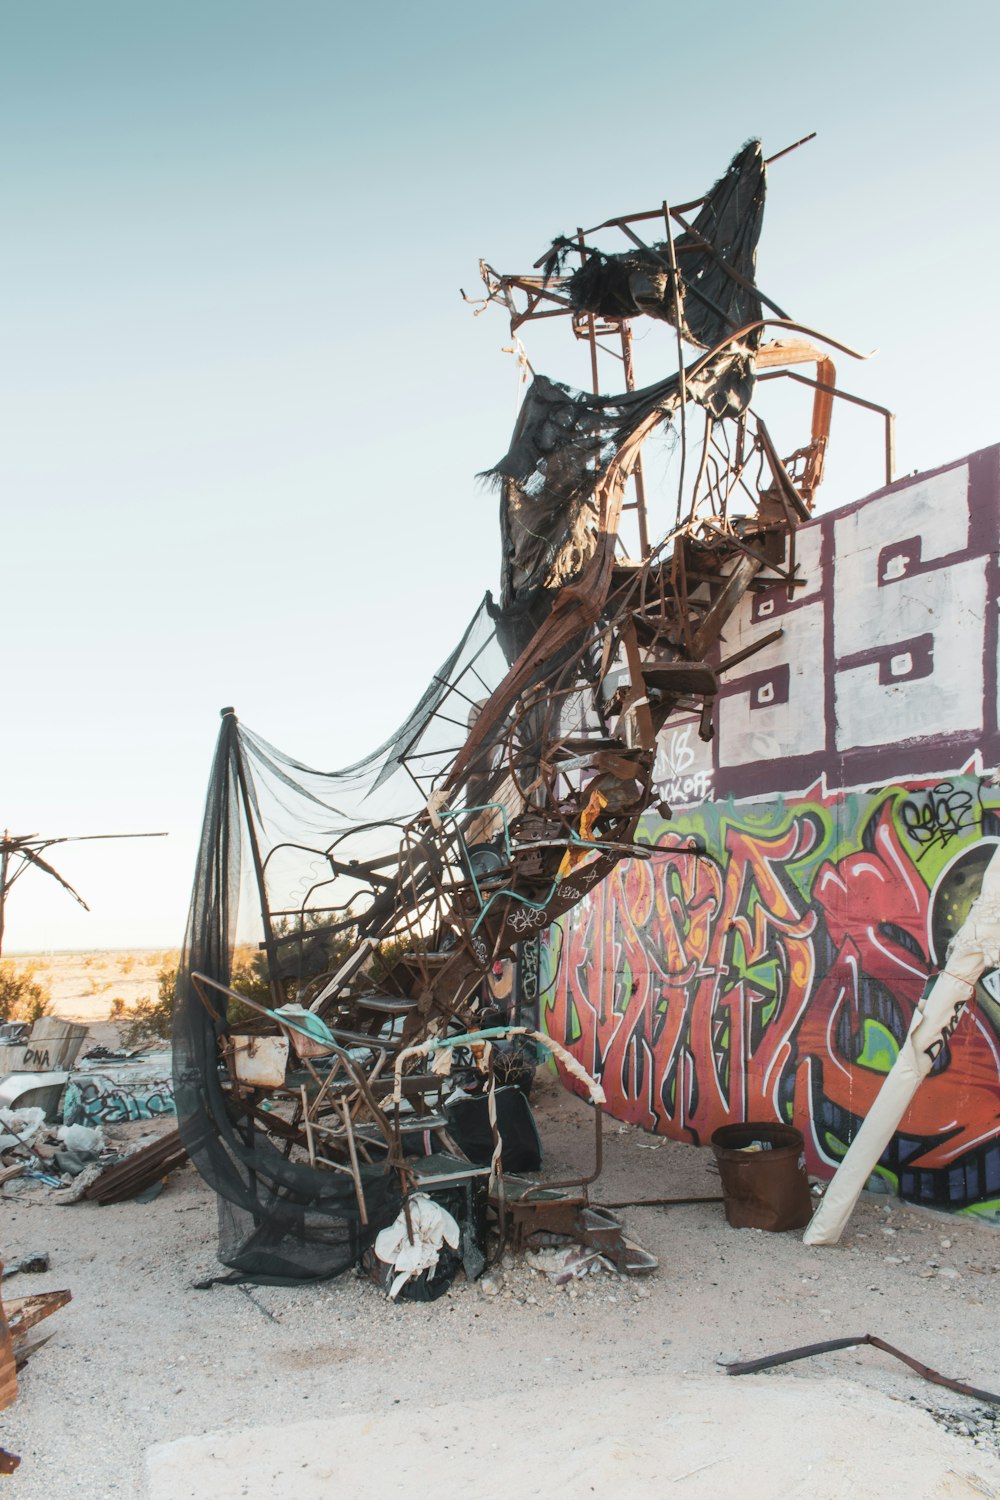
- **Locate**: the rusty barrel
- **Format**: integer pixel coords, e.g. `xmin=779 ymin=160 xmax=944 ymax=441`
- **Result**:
xmin=710 ymin=1122 xmax=812 ymax=1232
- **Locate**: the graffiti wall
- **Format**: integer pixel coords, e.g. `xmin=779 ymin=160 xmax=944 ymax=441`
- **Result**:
xmin=542 ymin=445 xmax=1000 ymax=1220
xmin=63 ymin=1063 xmax=176 ymax=1127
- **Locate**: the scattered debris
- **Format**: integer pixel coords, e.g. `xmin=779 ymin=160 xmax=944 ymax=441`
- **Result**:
xmin=936 ymin=1413 xmax=1000 ymax=1465
xmin=0 ymin=1104 xmax=46 ymax=1148
xmin=374 ymin=1194 xmax=462 ymax=1300
xmin=2 ymin=1252 xmax=50 ymax=1279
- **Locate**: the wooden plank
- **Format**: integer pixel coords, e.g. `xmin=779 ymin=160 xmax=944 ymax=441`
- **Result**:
xmin=6 ymin=1289 xmax=72 ymax=1349
xmin=0 ymin=1268 xmax=16 ymax=1414
xmin=84 ymin=1129 xmax=187 ymax=1205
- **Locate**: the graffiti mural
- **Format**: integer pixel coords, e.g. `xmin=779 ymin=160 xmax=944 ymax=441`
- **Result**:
xmin=540 ymin=446 xmax=1000 ymax=1221
xmin=63 ymin=1066 xmax=176 ymax=1127
xmin=696 ymin=447 xmax=1000 ymax=803
xmin=542 ymin=776 xmax=1000 ymax=1220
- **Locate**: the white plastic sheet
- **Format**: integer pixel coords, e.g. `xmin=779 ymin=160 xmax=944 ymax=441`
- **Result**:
xmin=373 ymin=1193 xmax=461 ymax=1299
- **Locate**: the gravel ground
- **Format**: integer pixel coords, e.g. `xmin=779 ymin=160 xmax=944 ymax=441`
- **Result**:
xmin=3 ymin=1069 xmax=1000 ymax=1497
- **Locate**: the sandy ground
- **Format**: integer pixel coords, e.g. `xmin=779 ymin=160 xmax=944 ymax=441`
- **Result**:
xmin=3 ymin=954 xmax=1000 ymax=1498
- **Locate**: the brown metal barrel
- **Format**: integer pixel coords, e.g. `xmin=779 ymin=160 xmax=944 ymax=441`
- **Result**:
xmin=710 ymin=1122 xmax=813 ymax=1232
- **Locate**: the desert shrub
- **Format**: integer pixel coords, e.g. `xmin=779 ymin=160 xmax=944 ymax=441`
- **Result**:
xmin=108 ymin=926 xmax=411 ymax=1049
xmin=0 ymin=961 xmax=52 ymax=1024
xmin=110 ymin=948 xmax=272 ymax=1049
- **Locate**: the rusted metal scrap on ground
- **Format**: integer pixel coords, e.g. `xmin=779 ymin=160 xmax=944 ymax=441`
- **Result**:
xmin=172 ymin=136 xmax=892 ymax=1289
xmin=0 ymin=1264 xmax=72 ymax=1474
xmin=83 ymin=1128 xmax=188 ymax=1206
xmin=726 ymin=1334 xmax=1000 ymax=1408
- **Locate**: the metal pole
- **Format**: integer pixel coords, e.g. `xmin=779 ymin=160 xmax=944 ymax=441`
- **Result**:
xmin=576 ymin=228 xmax=600 ymax=395
xmin=663 ymin=201 xmax=688 ymax=528
xmin=621 ymin=321 xmax=651 ymax=557
xmin=885 ymin=411 xmax=896 ymax=486
xmin=0 ymin=834 xmax=8 ymax=960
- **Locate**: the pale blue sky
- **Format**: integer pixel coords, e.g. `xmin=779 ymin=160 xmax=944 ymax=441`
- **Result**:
xmin=3 ymin=0 xmax=998 ymax=949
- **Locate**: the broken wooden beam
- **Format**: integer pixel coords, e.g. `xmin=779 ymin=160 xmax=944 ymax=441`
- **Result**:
xmin=84 ymin=1128 xmax=188 ymax=1206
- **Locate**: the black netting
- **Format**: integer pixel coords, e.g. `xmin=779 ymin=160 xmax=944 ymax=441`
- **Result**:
xmin=171 ymin=713 xmax=402 ymax=1281
xmin=171 ymin=599 xmax=545 ymax=1280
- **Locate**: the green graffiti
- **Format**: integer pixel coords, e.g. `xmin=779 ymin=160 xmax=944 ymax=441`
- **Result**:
xmin=540 ymin=767 xmax=1000 ymax=1219
xmin=959 ymin=1200 xmax=1000 ymax=1225
xmin=856 ymin=1019 xmax=900 ymax=1074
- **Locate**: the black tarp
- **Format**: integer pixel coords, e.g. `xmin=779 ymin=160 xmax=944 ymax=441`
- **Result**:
xmin=563 ymin=140 xmax=766 ymax=349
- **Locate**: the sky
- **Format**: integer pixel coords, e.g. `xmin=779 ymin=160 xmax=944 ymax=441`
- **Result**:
xmin=2 ymin=0 xmax=999 ymax=951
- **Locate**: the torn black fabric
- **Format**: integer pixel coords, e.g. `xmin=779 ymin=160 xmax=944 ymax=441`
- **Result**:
xmin=486 ymin=346 xmax=757 ymax=615
xmin=564 ymin=141 xmax=766 ymax=349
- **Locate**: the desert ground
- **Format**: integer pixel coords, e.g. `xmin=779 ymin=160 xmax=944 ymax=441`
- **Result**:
xmin=7 ymin=949 xmax=178 ymax=1035
xmin=3 ymin=951 xmax=1000 ymax=1499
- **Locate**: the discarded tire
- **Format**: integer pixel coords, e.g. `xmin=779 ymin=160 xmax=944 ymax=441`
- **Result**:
xmin=710 ymin=1122 xmax=812 ymax=1232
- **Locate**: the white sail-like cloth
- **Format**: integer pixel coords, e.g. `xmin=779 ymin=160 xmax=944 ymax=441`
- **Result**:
xmin=804 ymin=842 xmax=1000 ymax=1247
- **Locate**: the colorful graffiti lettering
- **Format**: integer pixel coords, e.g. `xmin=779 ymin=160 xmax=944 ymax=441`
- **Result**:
xmin=63 ymin=1071 xmax=176 ymax=1127
xmin=541 ymin=776 xmax=1000 ymax=1218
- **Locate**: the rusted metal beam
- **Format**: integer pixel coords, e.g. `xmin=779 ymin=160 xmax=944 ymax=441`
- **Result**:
xmin=757 ymin=367 xmax=896 ymax=487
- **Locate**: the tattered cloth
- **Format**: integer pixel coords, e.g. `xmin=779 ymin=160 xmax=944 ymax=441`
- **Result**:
xmin=486 ymin=346 xmax=758 ymax=617
xmin=562 ymin=140 xmax=766 ymax=349
xmin=374 ymin=1194 xmax=461 ymax=1299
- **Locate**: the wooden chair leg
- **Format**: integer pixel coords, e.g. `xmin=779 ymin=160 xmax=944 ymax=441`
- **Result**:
xmin=339 ymin=1099 xmax=368 ymax=1228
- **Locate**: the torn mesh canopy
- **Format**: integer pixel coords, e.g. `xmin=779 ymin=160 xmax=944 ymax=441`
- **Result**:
xmin=172 ymin=594 xmax=549 ymax=1279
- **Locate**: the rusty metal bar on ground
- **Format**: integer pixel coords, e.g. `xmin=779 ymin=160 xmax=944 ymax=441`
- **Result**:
xmin=725 ymin=1334 xmax=1000 ymax=1408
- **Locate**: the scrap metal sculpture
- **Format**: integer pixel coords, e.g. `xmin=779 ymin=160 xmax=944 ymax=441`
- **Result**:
xmin=173 ymin=138 xmax=892 ymax=1281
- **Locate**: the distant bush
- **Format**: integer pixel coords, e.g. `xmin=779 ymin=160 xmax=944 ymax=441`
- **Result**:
xmin=110 ymin=948 xmax=270 ymax=1049
xmin=0 ymin=961 xmax=53 ymax=1024
xmin=109 ymin=926 xmax=404 ymax=1049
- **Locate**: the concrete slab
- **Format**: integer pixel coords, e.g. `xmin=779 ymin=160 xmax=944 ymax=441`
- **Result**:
xmin=145 ymin=1372 xmax=1000 ymax=1500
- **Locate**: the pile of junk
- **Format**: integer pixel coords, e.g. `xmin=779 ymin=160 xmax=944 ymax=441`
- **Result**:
xmin=172 ymin=136 xmax=877 ymax=1295
xmin=0 ymin=1017 xmax=181 ymax=1205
